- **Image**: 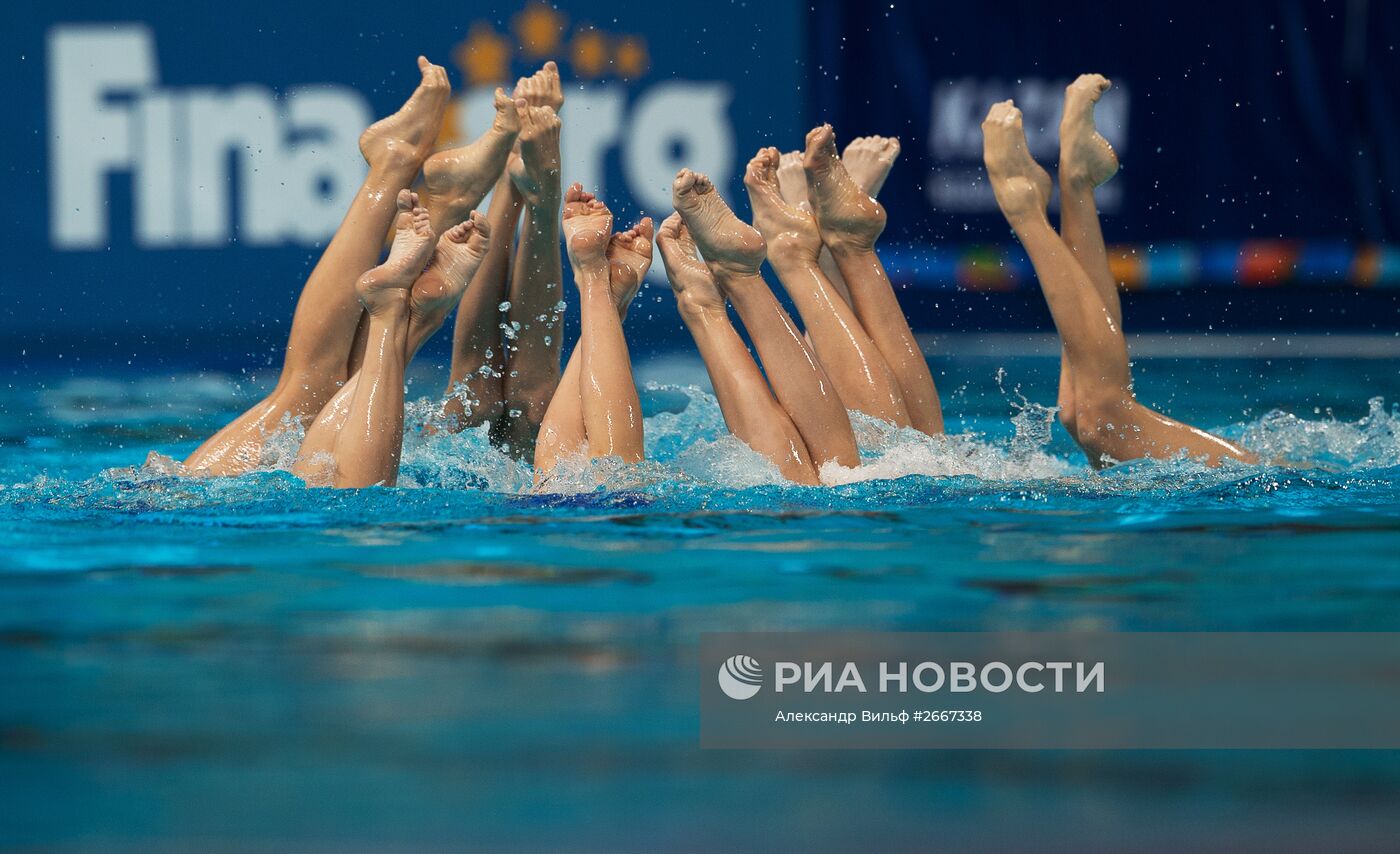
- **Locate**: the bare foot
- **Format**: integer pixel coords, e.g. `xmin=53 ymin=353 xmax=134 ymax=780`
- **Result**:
xmin=422 ymin=88 xmax=520 ymax=220
xmin=358 ymin=191 xmax=435 ymax=315
xmin=562 ymin=183 xmax=613 ymax=272
xmin=359 ymin=57 xmax=451 ymax=173
xmin=744 ymin=147 xmax=821 ymax=266
xmin=982 ymin=100 xmax=1053 ymax=222
xmin=508 ymin=100 xmax=563 ymax=208
xmin=514 ymin=60 xmax=564 ymax=111
xmin=776 ymin=151 xmax=810 ymax=209
xmin=842 ymin=135 xmax=900 ymax=196
xmin=671 ymin=169 xmax=766 ymax=276
xmin=802 ymin=124 xmax=887 ymax=251
xmin=1059 ymin=74 xmax=1119 ymax=190
xmin=410 ymin=212 xmax=493 ymax=328
xmin=657 ymin=213 xmax=725 ymax=317
xmin=608 ymin=218 xmax=654 ymax=314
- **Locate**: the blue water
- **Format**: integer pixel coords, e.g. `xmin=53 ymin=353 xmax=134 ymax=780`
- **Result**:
xmin=3 ymin=353 xmax=1399 ymax=850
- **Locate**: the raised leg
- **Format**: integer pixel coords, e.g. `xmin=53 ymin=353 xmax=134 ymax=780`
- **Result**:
xmin=744 ymin=147 xmax=910 ymax=427
xmin=329 ymin=197 xmax=436 ymax=487
xmin=1055 ymin=74 xmax=1123 ymax=436
xmin=561 ymin=185 xmax=644 ymax=463
xmin=802 ymin=125 xmax=944 ymax=436
xmin=294 ymin=203 xmax=493 ymax=483
xmin=500 ymin=97 xmax=565 ymax=459
xmin=535 ymin=216 xmax=653 ymax=477
xmin=422 ymin=87 xmax=521 ymax=234
xmin=443 ymin=170 xmax=524 ymax=430
xmin=982 ymin=101 xmax=1254 ymax=466
xmin=673 ymin=169 xmax=859 ymax=470
xmin=657 ymin=215 xmax=818 ymax=484
xmin=776 ymin=138 xmax=900 ymax=308
xmin=184 ymin=58 xmax=450 ymax=476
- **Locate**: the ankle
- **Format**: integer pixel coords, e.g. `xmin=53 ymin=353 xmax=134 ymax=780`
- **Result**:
xmin=767 ymin=244 xmax=821 ymax=272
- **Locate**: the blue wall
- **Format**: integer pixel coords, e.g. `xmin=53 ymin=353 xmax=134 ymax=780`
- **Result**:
xmin=4 ymin=1 xmax=1397 ymax=370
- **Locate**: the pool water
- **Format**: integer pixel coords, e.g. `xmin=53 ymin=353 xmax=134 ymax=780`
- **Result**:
xmin=2 ymin=353 xmax=1399 ymax=850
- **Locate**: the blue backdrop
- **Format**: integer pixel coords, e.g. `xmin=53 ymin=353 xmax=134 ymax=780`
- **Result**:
xmin=4 ymin=1 xmax=1397 ymax=370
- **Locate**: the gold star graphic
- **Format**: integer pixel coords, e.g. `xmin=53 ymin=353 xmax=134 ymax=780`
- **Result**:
xmin=571 ymin=27 xmax=609 ymax=79
xmin=454 ymin=23 xmax=512 ymax=86
xmin=514 ymin=2 xmax=567 ymax=59
xmin=615 ymin=36 xmax=649 ymax=79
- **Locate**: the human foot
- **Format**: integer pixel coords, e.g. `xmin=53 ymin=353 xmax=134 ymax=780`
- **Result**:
xmin=776 ymin=150 xmax=810 ymax=209
xmin=657 ymin=213 xmax=726 ymax=317
xmin=608 ymin=218 xmax=654 ymax=314
xmin=562 ymin=183 xmax=613 ymax=272
xmin=514 ymin=60 xmax=564 ymax=111
xmin=1058 ymin=74 xmax=1119 ymax=190
xmin=842 ymin=135 xmax=900 ymax=196
xmin=671 ymin=168 xmax=766 ymax=277
xmin=422 ymin=88 xmax=520 ymax=219
xmin=744 ymin=147 xmax=821 ymax=266
xmin=359 ymin=57 xmax=451 ymax=173
xmin=358 ymin=191 xmax=435 ymax=315
xmin=803 ymin=124 xmax=887 ymax=251
xmin=982 ymin=100 xmax=1053 ymax=222
xmin=508 ymin=100 xmax=563 ymax=208
xmin=410 ymin=212 xmax=493 ymax=329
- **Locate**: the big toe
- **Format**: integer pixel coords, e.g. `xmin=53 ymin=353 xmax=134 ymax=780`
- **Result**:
xmin=804 ymin=125 xmax=838 ymax=167
xmin=1070 ymin=73 xmax=1111 ymax=97
xmin=672 ymin=168 xmax=698 ymax=198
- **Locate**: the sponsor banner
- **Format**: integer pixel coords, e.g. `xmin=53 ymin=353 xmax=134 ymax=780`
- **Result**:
xmin=3 ymin=1 xmax=803 ymax=338
xmin=701 ymin=633 xmax=1400 ymax=749
xmin=813 ymin=2 xmax=1400 ymax=246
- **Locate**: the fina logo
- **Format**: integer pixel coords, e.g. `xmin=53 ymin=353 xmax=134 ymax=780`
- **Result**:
xmin=717 ymin=655 xmax=764 ymax=700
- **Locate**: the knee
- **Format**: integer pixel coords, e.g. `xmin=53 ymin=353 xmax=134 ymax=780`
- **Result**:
xmin=1057 ymin=398 xmax=1078 ymax=437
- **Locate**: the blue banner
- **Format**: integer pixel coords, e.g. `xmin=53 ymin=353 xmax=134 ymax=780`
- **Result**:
xmin=3 ymin=1 xmax=804 ymax=349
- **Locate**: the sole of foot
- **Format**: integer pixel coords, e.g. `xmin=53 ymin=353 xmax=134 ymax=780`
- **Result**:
xmin=608 ymin=218 xmax=655 ymax=312
xmin=841 ymin=135 xmax=900 ymax=196
xmin=671 ymin=168 xmax=766 ymax=276
xmin=745 ymin=147 xmax=820 ymax=262
xmin=413 ymin=212 xmax=493 ymax=322
xmin=657 ymin=213 xmax=726 ymax=316
xmin=802 ymin=125 xmax=887 ymax=249
xmin=359 ymin=190 xmax=436 ymax=312
xmin=422 ymin=88 xmax=520 ymax=213
xmin=562 ymin=183 xmax=613 ymax=269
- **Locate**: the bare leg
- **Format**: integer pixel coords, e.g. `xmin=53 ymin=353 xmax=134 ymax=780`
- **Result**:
xmin=422 ymin=88 xmax=520 ymax=234
xmin=443 ymin=170 xmax=524 ymax=430
xmin=184 ymin=58 xmax=450 ymax=475
xmin=982 ymin=101 xmax=1254 ymax=466
xmin=673 ymin=169 xmax=859 ymax=470
xmin=802 ymin=125 xmax=944 ymax=436
xmin=657 ymin=215 xmax=818 ymax=484
xmin=744 ymin=147 xmax=910 ymax=427
xmin=294 ymin=206 xmax=493 ymax=483
xmin=777 ymin=138 xmax=900 ymax=308
xmin=561 ymin=185 xmax=644 ymax=463
xmin=1055 ymin=74 xmax=1123 ymax=436
xmin=535 ymin=216 xmax=653 ymax=477
xmin=329 ymin=198 xmax=436 ymax=487
xmin=500 ymin=98 xmax=565 ymax=459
